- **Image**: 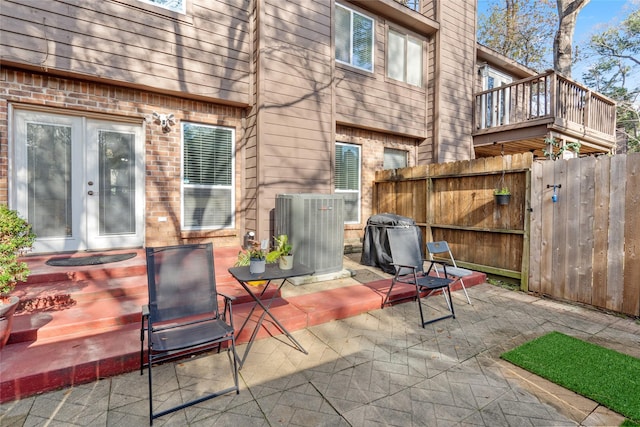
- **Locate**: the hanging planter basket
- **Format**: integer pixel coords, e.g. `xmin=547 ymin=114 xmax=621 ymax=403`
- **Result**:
xmin=494 ymin=193 xmax=511 ymax=205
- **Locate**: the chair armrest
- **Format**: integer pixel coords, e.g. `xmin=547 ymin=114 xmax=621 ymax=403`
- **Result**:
xmin=218 ymin=292 xmax=236 ymax=302
xmin=218 ymin=293 xmax=235 ymax=327
xmin=426 ymin=260 xmax=449 ymax=277
xmin=391 ymin=262 xmax=418 ymax=270
xmin=140 ymin=304 xmax=149 ymax=343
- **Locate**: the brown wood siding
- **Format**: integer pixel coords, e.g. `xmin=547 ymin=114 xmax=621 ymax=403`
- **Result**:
xmin=337 ymin=125 xmax=419 ymax=245
xmin=243 ymin=0 xmax=259 ymax=234
xmin=0 ymin=0 xmax=251 ymax=105
xmin=255 ymin=0 xmax=334 ymax=237
xmin=436 ymin=0 xmax=475 ymax=162
xmin=418 ymin=35 xmax=436 ymax=164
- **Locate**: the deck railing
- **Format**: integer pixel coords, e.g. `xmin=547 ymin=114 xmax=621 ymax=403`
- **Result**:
xmin=394 ymin=0 xmax=420 ymax=12
xmin=474 ymin=70 xmax=616 ymax=137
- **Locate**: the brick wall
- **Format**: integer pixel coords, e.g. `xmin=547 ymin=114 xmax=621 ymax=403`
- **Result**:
xmin=336 ymin=125 xmax=419 ymax=248
xmin=0 ymin=67 xmax=245 ymax=248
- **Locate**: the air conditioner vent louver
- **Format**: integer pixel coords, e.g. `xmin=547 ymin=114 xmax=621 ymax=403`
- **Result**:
xmin=275 ymin=194 xmax=344 ymax=275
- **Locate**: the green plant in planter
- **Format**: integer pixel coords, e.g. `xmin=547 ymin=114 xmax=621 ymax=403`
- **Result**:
xmin=494 ymin=187 xmax=511 ymax=196
xmin=272 ymin=234 xmax=292 ymax=258
xmin=235 ymin=239 xmax=270 ymax=266
xmin=0 ymin=205 xmax=36 ymax=296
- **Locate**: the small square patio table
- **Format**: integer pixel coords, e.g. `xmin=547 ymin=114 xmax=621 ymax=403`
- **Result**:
xmin=228 ymin=263 xmax=314 ymax=368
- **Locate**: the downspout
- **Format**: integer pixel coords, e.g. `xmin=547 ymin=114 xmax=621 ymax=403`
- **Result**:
xmin=432 ymin=0 xmax=441 ymax=163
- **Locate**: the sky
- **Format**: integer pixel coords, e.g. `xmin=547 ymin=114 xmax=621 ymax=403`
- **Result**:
xmin=477 ymin=0 xmax=639 ymax=89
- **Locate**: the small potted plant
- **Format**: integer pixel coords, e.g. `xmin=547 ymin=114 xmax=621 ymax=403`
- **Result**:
xmin=236 ymin=238 xmax=269 ymax=274
xmin=494 ymin=187 xmax=511 ymax=205
xmin=272 ymin=234 xmax=293 ymax=270
xmin=0 ymin=205 xmax=36 ymax=349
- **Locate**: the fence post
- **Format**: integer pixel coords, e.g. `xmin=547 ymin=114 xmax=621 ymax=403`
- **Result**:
xmin=520 ymin=169 xmax=532 ymax=292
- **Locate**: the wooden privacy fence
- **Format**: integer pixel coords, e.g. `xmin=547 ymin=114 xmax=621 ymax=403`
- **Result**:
xmin=372 ymin=152 xmax=640 ymax=317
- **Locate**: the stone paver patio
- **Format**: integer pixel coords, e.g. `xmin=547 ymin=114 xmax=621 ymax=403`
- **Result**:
xmin=2 ymin=280 xmax=639 ymax=426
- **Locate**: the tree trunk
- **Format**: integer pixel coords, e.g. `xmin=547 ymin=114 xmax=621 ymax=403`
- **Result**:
xmin=554 ymin=0 xmax=590 ymax=78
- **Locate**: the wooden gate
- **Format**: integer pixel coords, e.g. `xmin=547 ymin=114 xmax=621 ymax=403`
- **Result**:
xmin=529 ymin=153 xmax=640 ymax=316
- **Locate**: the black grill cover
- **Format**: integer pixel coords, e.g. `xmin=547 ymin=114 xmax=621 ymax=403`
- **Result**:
xmin=360 ymin=213 xmax=423 ymax=274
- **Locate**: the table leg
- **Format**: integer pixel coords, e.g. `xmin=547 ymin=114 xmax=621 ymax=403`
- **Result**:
xmin=237 ymin=279 xmax=308 ymax=368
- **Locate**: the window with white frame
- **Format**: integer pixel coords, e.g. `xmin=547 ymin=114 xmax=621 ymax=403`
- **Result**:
xmin=335 ymin=3 xmax=374 ymax=72
xmin=182 ymin=123 xmax=234 ymax=230
xmin=335 ymin=142 xmax=361 ymax=224
xmin=387 ymin=28 xmax=422 ymax=86
xmin=383 ymin=148 xmax=408 ymax=169
xmin=136 ymin=0 xmax=185 ymax=14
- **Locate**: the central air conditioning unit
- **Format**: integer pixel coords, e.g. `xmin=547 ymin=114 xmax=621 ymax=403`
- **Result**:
xmin=275 ymin=194 xmax=344 ymax=276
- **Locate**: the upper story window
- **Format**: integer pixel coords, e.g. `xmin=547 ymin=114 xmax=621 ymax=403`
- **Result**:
xmin=335 ymin=4 xmax=374 ymax=72
xmin=137 ymin=0 xmax=186 ymax=14
xmin=387 ymin=28 xmax=422 ymax=87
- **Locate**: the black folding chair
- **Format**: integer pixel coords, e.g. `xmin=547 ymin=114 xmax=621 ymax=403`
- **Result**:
xmin=140 ymin=243 xmax=239 ymax=425
xmin=384 ymin=228 xmax=455 ymax=327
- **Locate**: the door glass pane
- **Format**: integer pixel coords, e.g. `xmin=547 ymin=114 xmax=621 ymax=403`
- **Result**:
xmin=27 ymin=123 xmax=72 ymax=237
xmin=98 ymin=130 xmax=135 ymax=235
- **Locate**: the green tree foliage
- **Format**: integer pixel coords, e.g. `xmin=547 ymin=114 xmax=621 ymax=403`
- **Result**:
xmin=478 ymin=0 xmax=557 ymax=71
xmin=582 ymin=8 xmax=640 ymax=152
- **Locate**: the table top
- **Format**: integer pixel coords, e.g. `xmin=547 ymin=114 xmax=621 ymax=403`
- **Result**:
xmin=228 ymin=263 xmax=314 ymax=283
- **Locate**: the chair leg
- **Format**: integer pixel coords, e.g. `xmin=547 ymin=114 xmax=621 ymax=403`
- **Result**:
xmin=417 ymin=286 xmax=456 ymax=328
xmin=446 ymin=285 xmax=455 ymax=319
xmin=459 ymin=278 xmax=471 ymax=304
xmin=230 ymin=338 xmax=240 ymax=395
xmin=415 ymin=284 xmax=426 ymax=326
xmin=140 ymin=319 xmax=145 ymax=375
xmin=148 ymin=353 xmax=154 ymax=425
xmin=382 ymin=280 xmax=397 ymax=307
xmin=442 ymin=290 xmax=452 ymax=311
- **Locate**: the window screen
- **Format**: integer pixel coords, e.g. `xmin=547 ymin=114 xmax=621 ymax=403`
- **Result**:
xmin=387 ymin=28 xmax=422 ymax=87
xmin=383 ymin=148 xmax=408 ymax=170
xmin=182 ymin=123 xmax=234 ymax=229
xmin=335 ymin=4 xmax=374 ymax=72
xmin=335 ymin=142 xmax=361 ymax=223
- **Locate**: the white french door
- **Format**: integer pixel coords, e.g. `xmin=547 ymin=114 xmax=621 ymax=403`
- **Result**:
xmin=12 ymin=109 xmax=144 ymax=253
xmin=482 ymin=67 xmax=513 ymax=128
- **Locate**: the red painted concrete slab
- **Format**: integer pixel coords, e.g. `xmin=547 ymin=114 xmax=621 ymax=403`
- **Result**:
xmin=288 ymin=285 xmax=384 ymax=326
xmin=2 ymin=248 xmax=488 ymax=404
xmin=231 ymin=298 xmax=309 ymax=343
xmin=1 ymin=324 xmax=142 ymax=403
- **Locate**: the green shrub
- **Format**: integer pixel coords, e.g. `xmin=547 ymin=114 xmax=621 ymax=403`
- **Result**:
xmin=0 ymin=205 xmax=36 ymax=295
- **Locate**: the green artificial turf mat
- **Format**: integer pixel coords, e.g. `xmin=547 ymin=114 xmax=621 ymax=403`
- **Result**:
xmin=501 ymin=331 xmax=640 ymax=423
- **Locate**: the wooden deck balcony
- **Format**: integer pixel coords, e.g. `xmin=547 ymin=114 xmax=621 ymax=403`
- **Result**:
xmin=472 ymin=70 xmax=617 ymax=158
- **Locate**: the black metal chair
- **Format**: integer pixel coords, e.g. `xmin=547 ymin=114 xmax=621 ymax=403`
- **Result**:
xmin=384 ymin=228 xmax=455 ymax=327
xmin=140 ymin=243 xmax=239 ymax=425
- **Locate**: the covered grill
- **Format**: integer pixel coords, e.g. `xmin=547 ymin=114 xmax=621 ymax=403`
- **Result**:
xmin=360 ymin=213 xmax=423 ymax=274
